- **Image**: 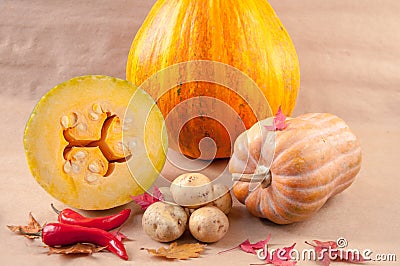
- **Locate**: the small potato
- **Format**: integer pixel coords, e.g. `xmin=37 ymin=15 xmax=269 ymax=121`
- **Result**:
xmin=189 ymin=206 xmax=229 ymax=243
xmin=170 ymin=173 xmax=214 ymax=208
xmin=142 ymin=201 xmax=188 ymax=242
xmin=207 ymin=184 xmax=233 ymax=214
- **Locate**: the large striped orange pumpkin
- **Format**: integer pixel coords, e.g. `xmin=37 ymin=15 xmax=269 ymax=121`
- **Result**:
xmin=229 ymin=113 xmax=362 ymax=224
xmin=126 ymin=0 xmax=300 ymax=159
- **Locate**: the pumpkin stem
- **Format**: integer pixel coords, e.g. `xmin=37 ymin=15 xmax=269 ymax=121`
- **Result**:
xmin=231 ymin=167 xmax=271 ymax=189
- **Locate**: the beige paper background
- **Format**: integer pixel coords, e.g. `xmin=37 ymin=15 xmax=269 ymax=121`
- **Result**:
xmin=1 ymin=0 xmax=399 ymax=265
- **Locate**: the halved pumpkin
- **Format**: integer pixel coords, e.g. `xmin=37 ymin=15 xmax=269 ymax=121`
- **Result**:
xmin=24 ymin=75 xmax=168 ymax=210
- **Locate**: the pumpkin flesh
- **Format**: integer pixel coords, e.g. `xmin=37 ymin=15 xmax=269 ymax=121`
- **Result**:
xmin=24 ymin=76 xmax=167 ymax=210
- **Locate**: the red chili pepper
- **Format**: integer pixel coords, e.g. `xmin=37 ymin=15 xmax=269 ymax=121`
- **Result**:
xmin=23 ymin=223 xmax=128 ymax=260
xmin=51 ymin=204 xmax=131 ymax=231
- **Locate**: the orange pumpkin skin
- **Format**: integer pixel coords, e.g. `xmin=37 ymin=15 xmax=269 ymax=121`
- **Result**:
xmin=229 ymin=113 xmax=362 ymax=224
xmin=126 ymin=0 xmax=300 ymax=159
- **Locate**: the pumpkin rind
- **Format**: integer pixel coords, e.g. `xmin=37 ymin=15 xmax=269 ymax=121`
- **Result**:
xmin=229 ymin=113 xmax=362 ymax=224
xmin=126 ymin=0 xmax=300 ymax=159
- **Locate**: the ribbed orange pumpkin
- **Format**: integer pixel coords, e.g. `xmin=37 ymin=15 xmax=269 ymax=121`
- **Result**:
xmin=126 ymin=0 xmax=300 ymax=159
xmin=229 ymin=113 xmax=362 ymax=224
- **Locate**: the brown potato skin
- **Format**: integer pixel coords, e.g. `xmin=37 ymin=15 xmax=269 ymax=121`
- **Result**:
xmin=142 ymin=202 xmax=188 ymax=242
xmin=189 ymin=206 xmax=229 ymax=243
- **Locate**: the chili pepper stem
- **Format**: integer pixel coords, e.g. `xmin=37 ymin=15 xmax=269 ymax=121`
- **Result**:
xmin=19 ymin=228 xmax=42 ymax=237
xmin=50 ymin=203 xmax=61 ymax=215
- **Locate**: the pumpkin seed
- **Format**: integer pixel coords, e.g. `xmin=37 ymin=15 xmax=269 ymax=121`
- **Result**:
xmin=85 ymin=174 xmax=99 ymax=183
xmin=73 ymin=151 xmax=86 ymax=159
xmin=88 ymin=163 xmax=100 ymax=173
xmin=92 ymin=103 xmax=103 ymax=114
xmin=63 ymin=161 xmax=72 ymax=173
xmin=70 ymin=112 xmax=78 ymax=127
xmin=71 ymin=163 xmax=80 ymax=173
xmin=112 ymin=120 xmax=121 ymax=133
xmin=124 ymin=118 xmax=133 ymax=124
xmin=122 ymin=124 xmax=130 ymax=131
xmin=89 ymin=112 xmax=99 ymax=121
xmin=128 ymin=138 xmax=137 ymax=151
xmin=77 ymin=123 xmax=87 ymax=132
xmin=114 ymin=142 xmax=124 ymax=152
xmin=61 ymin=116 xmax=69 ymax=128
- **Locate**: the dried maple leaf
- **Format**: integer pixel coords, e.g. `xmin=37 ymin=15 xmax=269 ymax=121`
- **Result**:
xmin=141 ymin=242 xmax=206 ymax=260
xmin=266 ymin=243 xmax=297 ymax=266
xmin=265 ymin=106 xmax=288 ymax=131
xmin=241 ymin=239 xmax=262 ymax=254
xmin=337 ymin=250 xmax=368 ymax=263
xmin=131 ymin=186 xmax=164 ymax=210
xmin=7 ymin=212 xmax=42 ymax=239
xmin=250 ymin=243 xmax=297 ymax=266
xmin=306 ymin=240 xmax=338 ymax=266
xmin=48 ymin=243 xmax=105 ymax=255
xmin=153 ymin=186 xmax=164 ymax=201
xmin=218 ymin=235 xmax=271 ymax=255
